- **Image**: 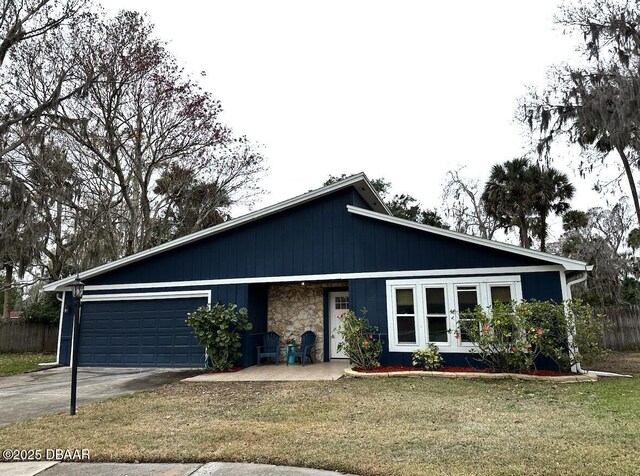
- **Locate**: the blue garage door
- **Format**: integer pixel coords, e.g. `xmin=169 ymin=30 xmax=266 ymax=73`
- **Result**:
xmin=78 ymin=297 xmax=206 ymax=367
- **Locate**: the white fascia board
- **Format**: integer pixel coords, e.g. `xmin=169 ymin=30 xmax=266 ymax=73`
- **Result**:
xmin=44 ymin=173 xmax=389 ymax=292
xmin=81 ymin=290 xmax=212 ymax=303
xmin=347 ymin=205 xmax=592 ymax=272
xmin=79 ymin=265 xmax=561 ymax=292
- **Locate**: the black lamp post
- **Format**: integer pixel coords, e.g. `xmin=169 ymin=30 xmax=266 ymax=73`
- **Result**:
xmin=70 ymin=275 xmax=84 ymax=416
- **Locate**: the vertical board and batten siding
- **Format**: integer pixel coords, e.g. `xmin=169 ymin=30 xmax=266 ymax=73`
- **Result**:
xmin=59 ymin=284 xmax=264 ymax=367
xmin=349 ymin=271 xmax=565 ymax=367
xmin=87 ymin=188 xmax=366 ymax=286
xmin=58 ymin=185 xmax=564 ymax=368
xmin=85 ymin=188 xmax=547 ymax=288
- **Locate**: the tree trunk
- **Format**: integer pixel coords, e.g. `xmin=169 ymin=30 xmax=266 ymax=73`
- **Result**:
xmin=616 ymin=144 xmax=640 ymax=227
xmin=518 ymin=215 xmax=531 ymax=248
xmin=540 ymin=213 xmax=548 ymax=253
xmin=2 ymin=264 xmax=12 ymax=319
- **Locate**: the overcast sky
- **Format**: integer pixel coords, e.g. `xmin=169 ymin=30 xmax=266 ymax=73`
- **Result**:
xmin=104 ymin=0 xmax=617 ymax=243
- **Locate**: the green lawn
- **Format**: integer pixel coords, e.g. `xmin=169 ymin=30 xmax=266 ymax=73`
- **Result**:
xmin=0 ymin=352 xmax=56 ymax=376
xmin=1 ymin=353 xmax=639 ymax=475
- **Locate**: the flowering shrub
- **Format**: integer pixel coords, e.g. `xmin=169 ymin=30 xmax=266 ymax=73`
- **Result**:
xmin=186 ymin=303 xmax=252 ymax=371
xmin=459 ymin=299 xmax=610 ymax=372
xmin=335 ymin=308 xmax=383 ymax=370
xmin=412 ymin=344 xmax=443 ymax=370
xmin=458 ymin=301 xmax=546 ymax=372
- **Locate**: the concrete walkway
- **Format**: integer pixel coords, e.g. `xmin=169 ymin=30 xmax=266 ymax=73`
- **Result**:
xmin=0 ymin=462 xmax=356 ymax=476
xmin=183 ymin=361 xmax=349 ymax=382
xmin=0 ymin=367 xmax=199 ymax=426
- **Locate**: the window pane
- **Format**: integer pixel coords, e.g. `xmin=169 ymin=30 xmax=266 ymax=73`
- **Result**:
xmin=457 ymin=288 xmax=478 ymax=313
xmin=426 ymin=288 xmax=446 ymax=314
xmin=396 ymin=289 xmax=414 ymax=314
xmin=490 ymin=286 xmax=512 ymax=305
xmin=397 ymin=315 xmax=416 ymax=343
xmin=428 ymin=316 xmax=448 ymax=342
xmin=460 ymin=321 xmax=476 ymax=343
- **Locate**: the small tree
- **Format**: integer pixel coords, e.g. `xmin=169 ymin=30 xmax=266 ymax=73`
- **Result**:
xmin=186 ymin=303 xmax=252 ymax=371
xmin=335 ymin=308 xmax=383 ymax=370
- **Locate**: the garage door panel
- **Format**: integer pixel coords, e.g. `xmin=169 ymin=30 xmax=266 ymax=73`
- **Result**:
xmin=78 ymin=296 xmax=206 ymax=367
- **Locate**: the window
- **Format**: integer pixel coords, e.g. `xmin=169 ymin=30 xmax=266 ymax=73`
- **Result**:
xmin=394 ymin=288 xmax=417 ymax=344
xmin=335 ymin=296 xmax=349 ymax=309
xmin=425 ymin=287 xmax=448 ymax=343
xmin=456 ymin=286 xmax=479 ymax=343
xmin=386 ymin=276 xmax=522 ymax=353
xmin=490 ymin=285 xmax=512 ymax=305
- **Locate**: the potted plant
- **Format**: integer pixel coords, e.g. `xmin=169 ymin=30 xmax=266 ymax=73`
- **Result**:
xmin=285 ymin=336 xmax=297 ymax=364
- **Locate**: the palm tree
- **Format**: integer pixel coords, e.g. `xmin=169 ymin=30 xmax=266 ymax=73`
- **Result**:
xmin=531 ymin=166 xmax=575 ymax=252
xmin=481 ymin=158 xmax=537 ymax=248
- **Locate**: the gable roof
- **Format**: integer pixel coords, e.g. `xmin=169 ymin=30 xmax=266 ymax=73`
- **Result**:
xmin=346 ymin=205 xmax=592 ymax=272
xmin=44 ymin=173 xmax=390 ymax=292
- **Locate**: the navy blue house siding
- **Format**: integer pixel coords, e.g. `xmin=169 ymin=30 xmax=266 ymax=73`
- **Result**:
xmin=349 ymin=271 xmax=564 ymax=368
xmin=84 ymin=188 xmax=547 ymax=288
xmin=55 ymin=182 xmax=575 ymax=369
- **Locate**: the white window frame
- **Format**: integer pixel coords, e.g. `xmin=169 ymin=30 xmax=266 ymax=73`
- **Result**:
xmin=386 ymin=276 xmax=523 ymax=353
xmin=423 ymin=285 xmax=450 ymax=346
xmin=387 ymin=285 xmax=420 ymax=348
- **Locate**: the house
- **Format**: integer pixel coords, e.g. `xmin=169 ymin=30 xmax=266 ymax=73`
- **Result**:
xmin=44 ymin=173 xmax=590 ymax=369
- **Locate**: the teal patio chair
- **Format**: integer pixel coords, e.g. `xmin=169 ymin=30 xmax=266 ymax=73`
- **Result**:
xmin=256 ymin=331 xmax=281 ymax=365
xmin=286 ymin=331 xmax=316 ymax=366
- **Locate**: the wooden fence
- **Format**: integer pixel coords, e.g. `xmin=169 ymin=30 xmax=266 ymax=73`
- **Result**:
xmin=597 ymin=306 xmax=640 ymax=351
xmin=0 ymin=320 xmax=58 ymax=353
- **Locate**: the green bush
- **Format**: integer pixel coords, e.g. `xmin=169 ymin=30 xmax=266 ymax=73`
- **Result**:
xmin=459 ymin=301 xmax=546 ymax=372
xmin=568 ymin=299 xmax=611 ymax=367
xmin=412 ymin=344 xmax=443 ymax=370
xmin=335 ymin=308 xmax=383 ymax=370
xmin=459 ymin=299 xmax=610 ymax=373
xmin=186 ymin=302 xmax=252 ymax=371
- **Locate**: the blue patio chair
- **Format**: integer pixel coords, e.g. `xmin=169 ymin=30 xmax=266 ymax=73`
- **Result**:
xmin=286 ymin=331 xmax=316 ymax=366
xmin=256 ymin=331 xmax=281 ymax=365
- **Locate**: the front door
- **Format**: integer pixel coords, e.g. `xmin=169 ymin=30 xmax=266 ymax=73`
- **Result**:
xmin=329 ymin=291 xmax=349 ymax=359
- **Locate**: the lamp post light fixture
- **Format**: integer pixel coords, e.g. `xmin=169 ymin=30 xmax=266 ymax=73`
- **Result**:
xmin=70 ymin=275 xmax=84 ymax=416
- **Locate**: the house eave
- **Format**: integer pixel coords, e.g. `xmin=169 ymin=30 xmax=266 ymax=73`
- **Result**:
xmin=43 ymin=173 xmax=389 ymax=292
xmin=346 ymin=205 xmax=592 ymax=272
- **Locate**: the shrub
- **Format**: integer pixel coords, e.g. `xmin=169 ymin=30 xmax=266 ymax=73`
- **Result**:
xmin=459 ymin=299 xmax=610 ymax=373
xmin=458 ymin=301 xmax=546 ymax=372
xmin=186 ymin=302 xmax=252 ymax=371
xmin=568 ymin=299 xmax=611 ymax=367
xmin=412 ymin=344 xmax=443 ymax=370
xmin=335 ymin=308 xmax=383 ymax=370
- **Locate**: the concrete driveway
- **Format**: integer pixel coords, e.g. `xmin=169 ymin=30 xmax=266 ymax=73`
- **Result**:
xmin=0 ymin=367 xmax=200 ymax=426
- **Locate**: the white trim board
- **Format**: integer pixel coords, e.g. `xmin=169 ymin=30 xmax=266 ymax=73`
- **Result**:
xmin=55 ymin=292 xmax=65 ymax=365
xmin=347 ymin=205 xmax=591 ymax=272
xmin=44 ymin=173 xmax=389 ymax=292
xmin=79 ymin=265 xmax=564 ymax=292
xmin=81 ymin=290 xmax=212 ymax=303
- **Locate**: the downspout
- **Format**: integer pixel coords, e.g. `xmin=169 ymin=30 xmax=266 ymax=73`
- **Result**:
xmin=566 ymin=271 xmax=588 ymax=374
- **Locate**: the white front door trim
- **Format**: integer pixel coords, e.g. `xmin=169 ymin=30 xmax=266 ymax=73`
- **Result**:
xmin=329 ymin=291 xmax=349 ymax=359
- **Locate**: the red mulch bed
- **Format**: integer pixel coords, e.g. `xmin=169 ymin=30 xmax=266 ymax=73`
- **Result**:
xmin=353 ymin=365 xmax=574 ymax=376
xmin=207 ymin=367 xmax=244 ymax=374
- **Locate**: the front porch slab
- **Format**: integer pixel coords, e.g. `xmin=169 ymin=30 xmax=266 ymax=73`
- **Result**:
xmin=183 ymin=361 xmax=349 ymax=382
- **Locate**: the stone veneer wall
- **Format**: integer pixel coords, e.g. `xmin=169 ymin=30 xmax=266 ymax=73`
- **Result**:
xmin=267 ymin=283 xmax=345 ymax=362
